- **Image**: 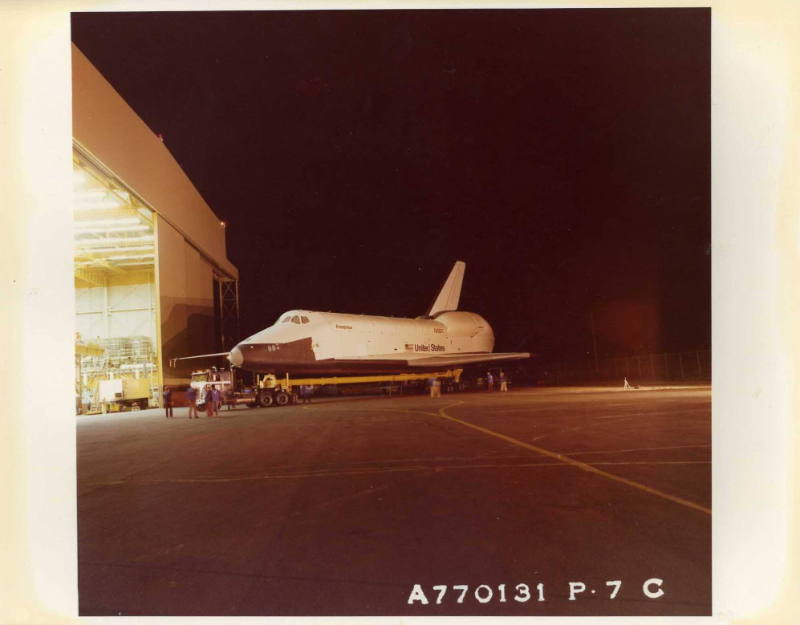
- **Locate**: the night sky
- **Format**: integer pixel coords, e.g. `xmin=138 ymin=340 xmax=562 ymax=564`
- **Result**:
xmin=71 ymin=9 xmax=710 ymax=365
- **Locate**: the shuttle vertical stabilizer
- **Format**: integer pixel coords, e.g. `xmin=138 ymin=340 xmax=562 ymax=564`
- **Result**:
xmin=428 ymin=261 xmax=465 ymax=316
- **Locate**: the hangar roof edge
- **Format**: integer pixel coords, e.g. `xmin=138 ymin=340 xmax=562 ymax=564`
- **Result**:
xmin=71 ymin=44 xmax=238 ymax=281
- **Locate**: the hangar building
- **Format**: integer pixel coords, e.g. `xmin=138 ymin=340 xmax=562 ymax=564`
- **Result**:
xmin=72 ymin=45 xmax=239 ymax=412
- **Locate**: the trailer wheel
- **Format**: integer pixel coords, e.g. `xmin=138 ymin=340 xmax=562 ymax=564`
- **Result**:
xmin=258 ymin=389 xmax=274 ymax=408
xmin=275 ymin=390 xmax=291 ymax=406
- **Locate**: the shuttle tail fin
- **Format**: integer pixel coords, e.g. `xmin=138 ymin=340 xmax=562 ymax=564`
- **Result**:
xmin=428 ymin=261 xmax=466 ymax=316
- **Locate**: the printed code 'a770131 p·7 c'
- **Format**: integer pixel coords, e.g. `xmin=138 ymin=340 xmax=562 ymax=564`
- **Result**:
xmin=407 ymin=579 xmax=665 ymax=605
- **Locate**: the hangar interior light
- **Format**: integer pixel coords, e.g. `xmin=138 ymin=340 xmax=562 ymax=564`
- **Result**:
xmin=76 ymin=225 xmax=151 ymax=235
xmin=73 ymin=157 xmax=156 ymax=272
xmin=77 ymin=217 xmax=142 ymax=228
xmin=74 ymin=152 xmax=161 ymax=414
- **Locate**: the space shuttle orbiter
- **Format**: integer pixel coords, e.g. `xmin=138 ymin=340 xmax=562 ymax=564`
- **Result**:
xmin=177 ymin=261 xmax=530 ymax=375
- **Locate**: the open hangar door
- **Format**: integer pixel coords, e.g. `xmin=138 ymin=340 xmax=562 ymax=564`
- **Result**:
xmin=73 ymin=151 xmax=161 ymax=414
xmin=71 ymin=45 xmax=240 ymax=414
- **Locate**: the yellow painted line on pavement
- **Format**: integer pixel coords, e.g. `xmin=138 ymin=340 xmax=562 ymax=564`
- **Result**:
xmin=436 ymin=402 xmax=711 ymax=515
xmin=82 ymin=459 xmax=710 ymax=490
xmin=563 ymin=443 xmax=710 ymax=457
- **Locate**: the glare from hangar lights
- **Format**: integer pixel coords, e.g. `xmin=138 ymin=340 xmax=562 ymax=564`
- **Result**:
xmin=73 ymin=188 xmax=127 ymax=210
xmin=72 ymin=164 xmax=107 ymax=192
xmin=73 ymin=158 xmax=162 ymax=416
xmin=73 ymin=167 xmax=134 ymax=212
xmin=76 ymin=187 xmax=108 ymax=198
xmin=78 ymin=244 xmax=154 ymax=254
xmin=75 ymin=198 xmax=128 ymax=212
xmin=106 ymin=253 xmax=155 ymax=261
xmin=73 ymin=160 xmax=157 ymax=276
xmin=72 ymin=165 xmax=93 ymax=188
xmin=75 ymin=225 xmax=151 ymax=235
xmin=74 ymin=259 xmax=110 ymax=266
xmin=78 ymin=235 xmax=154 ymax=247
xmin=77 ymin=217 xmax=141 ymax=228
xmin=75 ymin=187 xmax=130 ymax=202
xmin=114 ymin=261 xmax=156 ymax=267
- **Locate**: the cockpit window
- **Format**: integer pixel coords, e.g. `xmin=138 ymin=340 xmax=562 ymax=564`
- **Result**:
xmin=291 ymin=315 xmax=301 ymax=324
xmin=301 ymin=316 xmax=310 ymax=324
xmin=281 ymin=316 xmax=292 ymax=323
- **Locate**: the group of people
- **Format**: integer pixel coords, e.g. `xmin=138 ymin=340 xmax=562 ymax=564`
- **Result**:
xmin=163 ymin=384 xmax=224 ymax=419
xmin=425 ymin=370 xmax=510 ymax=398
xmin=164 ymin=371 xmax=512 ymax=413
xmin=485 ymin=370 xmax=509 ymax=392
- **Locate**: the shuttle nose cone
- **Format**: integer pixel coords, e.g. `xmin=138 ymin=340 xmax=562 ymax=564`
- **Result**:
xmin=229 ymin=345 xmax=244 ymax=367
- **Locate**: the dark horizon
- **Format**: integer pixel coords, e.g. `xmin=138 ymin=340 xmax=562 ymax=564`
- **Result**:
xmin=71 ymin=8 xmax=710 ymax=366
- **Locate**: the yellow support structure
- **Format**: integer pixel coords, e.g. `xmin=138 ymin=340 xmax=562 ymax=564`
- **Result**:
xmin=258 ymin=369 xmax=463 ymax=391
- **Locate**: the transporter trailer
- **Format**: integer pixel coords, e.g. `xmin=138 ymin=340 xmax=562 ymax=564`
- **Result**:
xmin=189 ymin=367 xmax=464 ymax=408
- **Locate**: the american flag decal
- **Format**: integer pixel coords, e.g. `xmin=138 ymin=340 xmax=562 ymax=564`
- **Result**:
xmin=405 ymin=344 xmax=414 ymax=352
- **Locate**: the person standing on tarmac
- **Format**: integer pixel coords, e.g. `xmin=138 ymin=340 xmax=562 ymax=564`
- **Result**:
xmin=499 ymin=370 xmax=508 ymax=392
xmin=186 ymin=385 xmax=199 ymax=419
xmin=210 ymin=386 xmax=218 ymax=415
xmin=486 ymin=371 xmax=495 ymax=392
xmin=163 ymin=386 xmax=173 ymax=418
xmin=214 ymin=386 xmax=223 ymax=413
xmin=204 ymin=385 xmax=215 ymax=417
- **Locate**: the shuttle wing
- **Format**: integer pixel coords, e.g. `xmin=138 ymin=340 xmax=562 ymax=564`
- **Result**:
xmin=401 ymin=352 xmax=531 ymax=367
xmin=328 ymin=351 xmax=530 ymax=368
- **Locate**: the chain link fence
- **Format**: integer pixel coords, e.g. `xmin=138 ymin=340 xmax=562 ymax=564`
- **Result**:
xmin=549 ymin=349 xmax=711 ymax=385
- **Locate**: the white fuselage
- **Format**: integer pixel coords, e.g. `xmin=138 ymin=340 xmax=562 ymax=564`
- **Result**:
xmin=229 ymin=309 xmax=495 ymax=374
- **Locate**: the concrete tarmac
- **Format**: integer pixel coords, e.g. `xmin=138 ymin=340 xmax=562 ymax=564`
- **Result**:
xmin=77 ymin=386 xmax=711 ymax=616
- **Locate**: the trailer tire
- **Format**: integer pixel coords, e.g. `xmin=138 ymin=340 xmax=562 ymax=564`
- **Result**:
xmin=275 ymin=390 xmax=291 ymax=406
xmin=258 ymin=390 xmax=274 ymax=408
